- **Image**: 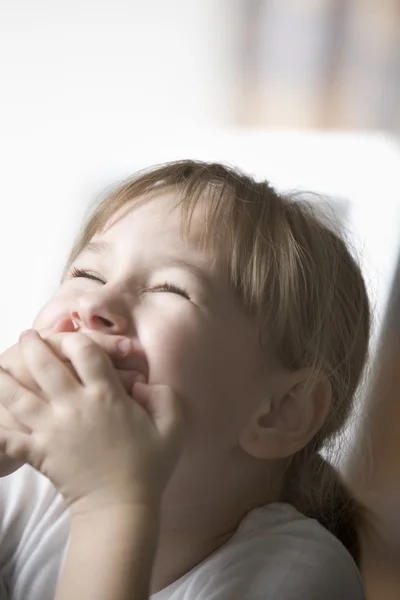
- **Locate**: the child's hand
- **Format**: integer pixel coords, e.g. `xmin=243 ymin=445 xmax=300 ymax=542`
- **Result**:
xmin=0 ymin=327 xmax=141 ymax=477
xmin=0 ymin=331 xmax=184 ymax=514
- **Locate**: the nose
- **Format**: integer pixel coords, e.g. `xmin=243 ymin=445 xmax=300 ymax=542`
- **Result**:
xmin=70 ymin=289 xmax=131 ymax=335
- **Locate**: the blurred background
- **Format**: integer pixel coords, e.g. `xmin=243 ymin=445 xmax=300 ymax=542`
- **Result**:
xmin=237 ymin=0 xmax=400 ymax=130
xmin=0 ymin=0 xmax=399 ymax=133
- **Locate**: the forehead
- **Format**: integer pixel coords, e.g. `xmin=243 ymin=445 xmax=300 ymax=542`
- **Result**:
xmin=77 ymin=191 xmax=226 ymax=286
xmin=100 ymin=190 xmax=208 ymax=249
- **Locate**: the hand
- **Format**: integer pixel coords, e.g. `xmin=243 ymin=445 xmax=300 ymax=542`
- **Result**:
xmin=0 ymin=331 xmax=184 ymax=514
xmin=0 ymin=325 xmax=145 ymax=477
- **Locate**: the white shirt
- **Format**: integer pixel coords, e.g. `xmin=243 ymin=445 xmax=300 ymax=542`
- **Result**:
xmin=0 ymin=466 xmax=365 ymax=599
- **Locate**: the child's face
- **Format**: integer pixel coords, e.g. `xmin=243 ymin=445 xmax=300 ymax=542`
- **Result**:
xmin=34 ymin=192 xmax=271 ymax=464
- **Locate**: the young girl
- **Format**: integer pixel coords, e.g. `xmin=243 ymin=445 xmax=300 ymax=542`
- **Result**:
xmin=0 ymin=160 xmax=368 ymax=599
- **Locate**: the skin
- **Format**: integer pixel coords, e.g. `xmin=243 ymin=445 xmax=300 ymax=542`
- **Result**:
xmin=0 ymin=192 xmax=331 ymax=595
xmin=0 ymin=326 xmax=145 ymax=476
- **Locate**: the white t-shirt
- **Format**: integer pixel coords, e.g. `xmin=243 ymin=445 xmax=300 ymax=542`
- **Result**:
xmin=0 ymin=466 xmax=366 ymax=600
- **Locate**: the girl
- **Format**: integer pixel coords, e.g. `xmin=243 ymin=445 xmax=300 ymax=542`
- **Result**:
xmin=0 ymin=160 xmax=368 ymax=599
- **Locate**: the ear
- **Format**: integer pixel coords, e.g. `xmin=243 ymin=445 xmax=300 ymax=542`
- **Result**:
xmin=238 ymin=370 xmax=332 ymax=459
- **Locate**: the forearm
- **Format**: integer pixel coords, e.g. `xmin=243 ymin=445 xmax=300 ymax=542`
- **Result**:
xmin=55 ymin=505 xmax=160 ymax=600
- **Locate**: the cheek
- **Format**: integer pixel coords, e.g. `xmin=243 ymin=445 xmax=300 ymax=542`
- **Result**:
xmin=140 ymin=311 xmax=224 ymax=400
xmin=142 ymin=315 xmax=210 ymax=388
xmin=140 ymin=309 xmax=255 ymax=418
xmin=33 ymin=288 xmax=75 ymax=329
xmin=143 ymin=316 xmax=262 ymax=453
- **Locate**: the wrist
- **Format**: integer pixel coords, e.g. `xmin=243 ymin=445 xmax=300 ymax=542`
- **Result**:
xmin=69 ymin=486 xmax=161 ymax=519
xmin=61 ymin=501 xmax=160 ymax=600
xmin=69 ymin=501 xmax=161 ymax=541
xmin=70 ymin=495 xmax=161 ymax=521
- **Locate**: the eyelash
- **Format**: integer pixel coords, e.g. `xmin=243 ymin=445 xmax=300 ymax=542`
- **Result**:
xmin=70 ymin=267 xmax=105 ymax=283
xmin=70 ymin=267 xmax=190 ymax=300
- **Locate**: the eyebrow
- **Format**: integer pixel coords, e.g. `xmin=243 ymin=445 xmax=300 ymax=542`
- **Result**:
xmin=79 ymin=240 xmax=114 ymax=258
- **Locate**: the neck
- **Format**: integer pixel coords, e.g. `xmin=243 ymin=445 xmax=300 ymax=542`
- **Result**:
xmin=149 ymin=461 xmax=284 ymax=595
xmin=150 ymin=515 xmax=235 ymax=594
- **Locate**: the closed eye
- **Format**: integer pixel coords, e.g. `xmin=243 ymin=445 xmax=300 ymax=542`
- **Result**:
xmin=150 ymin=282 xmax=190 ymax=300
xmin=70 ymin=269 xmax=190 ymax=300
xmin=70 ymin=267 xmax=106 ymax=284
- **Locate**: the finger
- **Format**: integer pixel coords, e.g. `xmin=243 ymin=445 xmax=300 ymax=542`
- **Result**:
xmin=41 ymin=330 xmax=134 ymax=363
xmin=58 ymin=333 xmax=124 ymax=390
xmin=0 ymin=403 xmax=27 ymax=431
xmin=0 ymin=347 xmax=41 ymax=396
xmin=116 ymin=370 xmax=146 ymax=395
xmin=0 ymin=369 xmax=34 ymax=433
xmin=20 ymin=324 xmax=59 ymax=342
xmin=19 ymin=329 xmax=36 ymax=342
xmin=8 ymin=392 xmax=50 ymax=431
xmin=20 ymin=331 xmax=80 ymax=395
xmin=0 ymin=365 xmax=37 ymax=416
xmin=0 ymin=426 xmax=34 ymax=463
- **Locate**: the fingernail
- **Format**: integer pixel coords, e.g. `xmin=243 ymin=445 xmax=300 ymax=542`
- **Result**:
xmin=117 ymin=338 xmax=133 ymax=356
xmin=132 ymin=371 xmax=146 ymax=384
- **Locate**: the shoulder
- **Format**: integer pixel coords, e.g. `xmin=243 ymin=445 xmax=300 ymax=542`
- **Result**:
xmin=234 ymin=503 xmax=365 ymax=599
xmin=157 ymin=503 xmax=366 ymax=600
xmin=0 ymin=466 xmax=69 ymax=600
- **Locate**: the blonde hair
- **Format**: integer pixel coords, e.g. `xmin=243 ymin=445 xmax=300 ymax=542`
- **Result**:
xmin=66 ymin=160 xmax=371 ymax=564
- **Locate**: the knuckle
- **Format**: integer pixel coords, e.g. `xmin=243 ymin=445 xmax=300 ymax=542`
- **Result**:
xmin=10 ymin=393 xmax=38 ymax=418
xmin=54 ymin=402 xmax=80 ymax=426
xmin=88 ymin=381 xmax=112 ymax=401
xmin=7 ymin=385 xmax=25 ymax=407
